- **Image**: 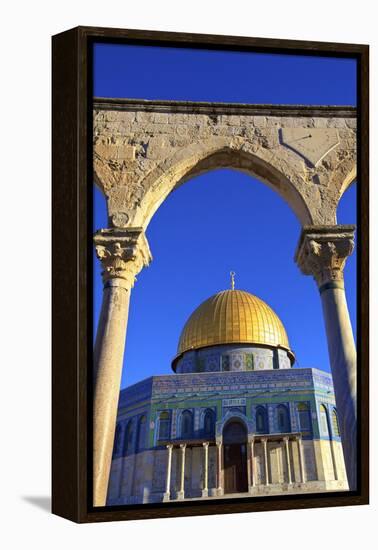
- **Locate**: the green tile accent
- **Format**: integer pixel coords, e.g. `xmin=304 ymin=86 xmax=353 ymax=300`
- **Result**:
xmin=246 ymin=354 xmax=254 ymax=371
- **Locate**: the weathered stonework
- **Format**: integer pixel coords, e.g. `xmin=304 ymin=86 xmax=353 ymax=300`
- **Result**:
xmin=93 ymin=227 xmax=152 ymax=506
xmin=94 ymin=227 xmax=152 ymax=288
xmin=93 ymin=99 xmax=358 ymax=504
xmin=93 ymin=99 xmax=357 ymax=229
xmin=295 ymin=225 xmax=355 ymax=288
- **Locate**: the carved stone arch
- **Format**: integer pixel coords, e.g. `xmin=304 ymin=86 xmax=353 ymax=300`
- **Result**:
xmin=336 ymin=162 xmax=357 ymax=219
xmin=92 ymin=100 xmax=358 ymax=503
xmin=316 ymin=153 xmax=357 ymax=224
xmin=94 ymin=100 xmax=357 ymax=232
xmin=129 ymin=140 xmax=314 ymax=229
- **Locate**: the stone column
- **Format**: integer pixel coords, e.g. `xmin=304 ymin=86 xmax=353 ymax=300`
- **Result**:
xmin=297 ymin=436 xmax=306 ymax=483
xmin=249 ymin=439 xmax=256 ymax=490
xmin=93 ymin=228 xmax=152 ymax=506
xmin=262 ymin=438 xmax=269 ymax=485
xmin=177 ymin=444 xmax=186 ymax=500
xmin=217 ymin=442 xmax=223 ymax=495
xmin=330 ymin=439 xmax=339 ymax=481
xmin=163 ymin=444 xmax=173 ymax=502
xmin=202 ymin=442 xmax=209 ymax=497
xmin=283 ymin=437 xmax=292 ymax=484
xmin=295 ymin=225 xmax=356 ymax=490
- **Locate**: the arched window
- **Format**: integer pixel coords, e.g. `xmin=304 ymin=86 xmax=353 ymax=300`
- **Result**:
xmin=181 ymin=410 xmax=194 ymax=439
xmin=256 ymin=406 xmax=268 ymax=434
xmin=123 ymin=420 xmax=134 ymax=456
xmin=203 ymin=409 xmax=215 ymax=437
xmin=277 ymin=404 xmax=290 ymax=433
xmin=113 ymin=423 xmax=122 ymax=457
xmin=319 ymin=404 xmax=330 ymax=436
xmin=332 ymin=408 xmax=340 ymax=437
xmin=137 ymin=415 xmax=147 ymax=451
xmin=297 ymin=402 xmax=312 ymax=434
xmin=158 ymin=411 xmax=171 ymax=441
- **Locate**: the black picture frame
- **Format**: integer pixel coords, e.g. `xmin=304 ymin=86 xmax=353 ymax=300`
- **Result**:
xmin=52 ymin=25 xmax=369 ymax=523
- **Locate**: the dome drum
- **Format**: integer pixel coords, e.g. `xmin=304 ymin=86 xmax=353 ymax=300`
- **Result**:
xmin=172 ymin=343 xmax=293 ymax=373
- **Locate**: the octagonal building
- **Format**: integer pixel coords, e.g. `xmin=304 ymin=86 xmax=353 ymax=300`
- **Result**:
xmin=107 ymin=287 xmax=348 ymax=505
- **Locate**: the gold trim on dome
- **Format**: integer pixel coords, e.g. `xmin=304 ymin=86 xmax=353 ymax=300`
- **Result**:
xmin=176 ymin=290 xmax=293 ymax=358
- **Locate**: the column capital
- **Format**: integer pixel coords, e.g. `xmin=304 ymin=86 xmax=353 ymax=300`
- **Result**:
xmin=295 ymin=225 xmax=355 ymax=290
xmin=202 ymin=442 xmax=209 ymax=448
xmin=283 ymin=436 xmax=289 ymax=443
xmin=94 ymin=227 xmax=152 ymax=289
xmin=166 ymin=444 xmax=173 ymax=450
xmin=261 ymin=437 xmax=268 ymax=444
xmin=180 ymin=443 xmax=187 ymax=450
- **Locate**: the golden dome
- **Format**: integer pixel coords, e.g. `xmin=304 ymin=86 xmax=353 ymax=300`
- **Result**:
xmin=175 ymin=289 xmax=294 ymax=362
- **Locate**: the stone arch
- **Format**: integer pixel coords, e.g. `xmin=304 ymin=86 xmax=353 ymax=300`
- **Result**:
xmin=131 ymin=141 xmax=313 ymax=229
xmin=222 ymin=418 xmax=248 ymax=443
xmin=338 ymin=167 xmax=357 ymax=204
xmin=221 ymin=417 xmax=249 ymax=493
xmin=216 ymin=410 xmax=253 ymax=440
xmin=336 ymin=170 xmax=357 ymax=224
xmin=92 ymin=100 xmax=358 ymax=503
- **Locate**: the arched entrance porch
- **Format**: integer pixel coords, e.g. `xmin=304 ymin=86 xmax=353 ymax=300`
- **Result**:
xmin=223 ymin=420 xmax=248 ymax=494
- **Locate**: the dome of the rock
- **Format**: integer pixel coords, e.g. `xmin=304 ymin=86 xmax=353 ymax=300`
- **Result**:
xmin=175 ymin=289 xmax=294 ymax=361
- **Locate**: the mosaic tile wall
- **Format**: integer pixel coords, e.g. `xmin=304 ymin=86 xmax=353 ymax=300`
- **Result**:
xmin=174 ymin=344 xmax=292 ymax=374
xmin=113 ymin=367 xmax=341 ymax=459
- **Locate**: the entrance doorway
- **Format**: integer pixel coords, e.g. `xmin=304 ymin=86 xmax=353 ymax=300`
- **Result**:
xmin=223 ymin=421 xmax=248 ymax=494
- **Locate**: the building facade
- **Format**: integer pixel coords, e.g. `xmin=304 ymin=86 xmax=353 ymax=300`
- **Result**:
xmin=107 ymin=289 xmax=348 ymax=505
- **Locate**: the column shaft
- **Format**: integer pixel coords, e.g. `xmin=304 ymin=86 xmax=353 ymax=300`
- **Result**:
xmin=297 ymin=438 xmax=306 ymax=483
xmin=93 ymin=281 xmax=131 ymax=505
xmin=163 ymin=445 xmax=173 ymax=501
xmin=178 ymin=444 xmax=186 ymax=499
xmin=262 ymin=439 xmax=269 ymax=485
xmin=329 ymin=439 xmax=339 ymax=481
xmin=284 ymin=438 xmax=292 ymax=484
xmin=250 ymin=440 xmax=255 ymax=489
xmin=295 ymin=226 xmax=356 ymax=490
xmin=217 ymin=443 xmax=223 ymax=495
xmin=202 ymin=443 xmax=209 ymax=497
xmin=320 ymin=286 xmax=356 ymax=487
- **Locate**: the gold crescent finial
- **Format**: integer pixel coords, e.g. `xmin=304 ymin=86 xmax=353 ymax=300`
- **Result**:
xmin=230 ymin=271 xmax=236 ymax=290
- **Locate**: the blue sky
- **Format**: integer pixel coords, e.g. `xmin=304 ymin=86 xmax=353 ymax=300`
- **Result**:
xmin=93 ymin=43 xmax=357 ymax=388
